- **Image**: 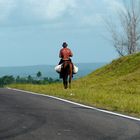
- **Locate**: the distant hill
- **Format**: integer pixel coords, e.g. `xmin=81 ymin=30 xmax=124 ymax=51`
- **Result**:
xmin=0 ymin=63 xmax=106 ymax=79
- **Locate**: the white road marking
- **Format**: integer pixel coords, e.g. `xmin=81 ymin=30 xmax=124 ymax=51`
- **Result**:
xmin=7 ymin=87 xmax=140 ymax=122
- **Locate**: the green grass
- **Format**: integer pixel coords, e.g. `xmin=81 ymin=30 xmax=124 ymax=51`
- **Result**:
xmin=9 ymin=52 xmax=140 ymax=117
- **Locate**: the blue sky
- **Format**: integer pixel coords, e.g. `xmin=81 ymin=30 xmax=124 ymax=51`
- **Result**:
xmin=0 ymin=0 xmax=125 ymax=66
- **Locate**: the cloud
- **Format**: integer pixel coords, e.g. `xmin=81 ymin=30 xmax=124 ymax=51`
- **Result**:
xmin=0 ymin=0 xmax=17 ymax=22
xmin=0 ymin=0 xmax=77 ymax=23
xmin=0 ymin=0 xmax=125 ymax=28
xmin=103 ymin=0 xmax=125 ymax=12
xmin=24 ymin=0 xmax=76 ymax=20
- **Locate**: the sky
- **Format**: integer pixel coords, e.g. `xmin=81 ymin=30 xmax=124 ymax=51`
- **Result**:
xmin=0 ymin=0 xmax=126 ymax=67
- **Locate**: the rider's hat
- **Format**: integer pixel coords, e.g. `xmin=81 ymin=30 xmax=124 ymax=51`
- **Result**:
xmin=62 ymin=42 xmax=68 ymax=47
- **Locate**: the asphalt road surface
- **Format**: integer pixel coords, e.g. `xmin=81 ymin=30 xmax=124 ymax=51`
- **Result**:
xmin=0 ymin=88 xmax=140 ymax=140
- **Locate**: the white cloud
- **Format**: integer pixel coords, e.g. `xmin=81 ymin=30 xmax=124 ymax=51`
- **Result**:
xmin=104 ymin=0 xmax=125 ymax=12
xmin=25 ymin=0 xmax=76 ymax=20
xmin=0 ymin=0 xmax=125 ymax=27
xmin=0 ymin=0 xmax=77 ymax=23
xmin=81 ymin=14 xmax=103 ymax=26
xmin=0 ymin=0 xmax=17 ymax=22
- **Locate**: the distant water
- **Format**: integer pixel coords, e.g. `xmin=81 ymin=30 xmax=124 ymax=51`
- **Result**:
xmin=0 ymin=63 xmax=106 ymax=79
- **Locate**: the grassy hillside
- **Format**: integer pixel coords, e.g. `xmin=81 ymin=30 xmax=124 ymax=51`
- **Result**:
xmin=9 ymin=52 xmax=140 ymax=117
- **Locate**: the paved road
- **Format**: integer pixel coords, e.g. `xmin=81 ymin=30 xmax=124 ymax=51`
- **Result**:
xmin=0 ymin=88 xmax=140 ymax=140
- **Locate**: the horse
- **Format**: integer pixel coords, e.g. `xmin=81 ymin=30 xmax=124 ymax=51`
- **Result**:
xmin=61 ymin=60 xmax=73 ymax=89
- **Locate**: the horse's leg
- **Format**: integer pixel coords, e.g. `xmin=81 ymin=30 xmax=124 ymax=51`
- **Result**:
xmin=69 ymin=78 xmax=71 ymax=89
xmin=68 ymin=74 xmax=72 ymax=89
xmin=69 ymin=64 xmax=73 ymax=89
xmin=62 ymin=65 xmax=67 ymax=89
xmin=63 ymin=77 xmax=66 ymax=89
xmin=65 ymin=75 xmax=68 ymax=89
xmin=63 ymin=78 xmax=65 ymax=88
xmin=63 ymin=76 xmax=68 ymax=89
xmin=66 ymin=81 xmax=68 ymax=89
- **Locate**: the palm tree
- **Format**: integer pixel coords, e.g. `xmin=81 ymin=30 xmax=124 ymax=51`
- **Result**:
xmin=27 ymin=75 xmax=33 ymax=83
xmin=36 ymin=71 xmax=42 ymax=80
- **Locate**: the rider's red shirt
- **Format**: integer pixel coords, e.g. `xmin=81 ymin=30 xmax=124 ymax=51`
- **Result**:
xmin=59 ymin=48 xmax=73 ymax=60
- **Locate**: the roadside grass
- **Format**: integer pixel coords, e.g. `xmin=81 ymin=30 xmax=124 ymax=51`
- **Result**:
xmin=9 ymin=52 xmax=140 ymax=117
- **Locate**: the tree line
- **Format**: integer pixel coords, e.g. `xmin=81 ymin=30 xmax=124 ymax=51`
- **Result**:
xmin=0 ymin=71 xmax=60 ymax=87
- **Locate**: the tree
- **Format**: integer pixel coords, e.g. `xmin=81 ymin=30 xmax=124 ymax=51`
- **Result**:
xmin=36 ymin=71 xmax=42 ymax=80
xmin=2 ymin=75 xmax=15 ymax=85
xmin=106 ymin=0 xmax=140 ymax=56
xmin=16 ymin=76 xmax=20 ymax=83
xmin=0 ymin=78 xmax=4 ymax=87
xmin=27 ymin=75 xmax=33 ymax=83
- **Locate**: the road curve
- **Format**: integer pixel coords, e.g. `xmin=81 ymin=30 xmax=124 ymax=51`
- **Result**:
xmin=0 ymin=88 xmax=140 ymax=140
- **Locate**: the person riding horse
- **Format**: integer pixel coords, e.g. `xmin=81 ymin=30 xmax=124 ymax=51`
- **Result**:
xmin=59 ymin=42 xmax=73 ymax=78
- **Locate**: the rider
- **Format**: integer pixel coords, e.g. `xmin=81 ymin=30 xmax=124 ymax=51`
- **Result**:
xmin=59 ymin=42 xmax=73 ymax=78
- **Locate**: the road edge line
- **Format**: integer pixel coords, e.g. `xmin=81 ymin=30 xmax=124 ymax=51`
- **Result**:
xmin=7 ymin=87 xmax=140 ymax=122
